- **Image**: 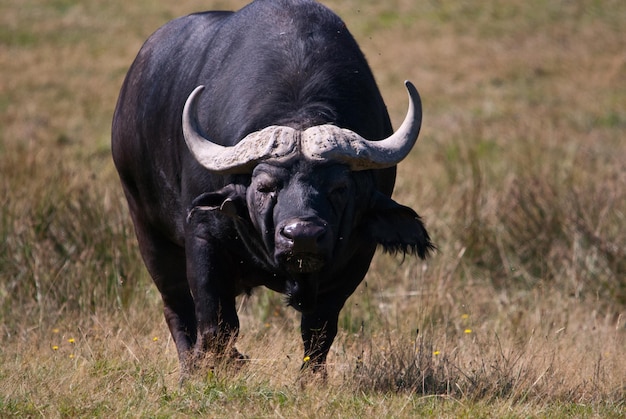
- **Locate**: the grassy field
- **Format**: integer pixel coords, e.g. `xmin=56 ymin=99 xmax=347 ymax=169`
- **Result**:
xmin=1 ymin=0 xmax=624 ymax=416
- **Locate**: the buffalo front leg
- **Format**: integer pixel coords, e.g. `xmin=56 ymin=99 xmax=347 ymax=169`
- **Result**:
xmin=185 ymin=233 xmax=246 ymax=370
xmin=300 ymin=245 xmax=376 ymax=375
xmin=300 ymin=292 xmax=347 ymax=376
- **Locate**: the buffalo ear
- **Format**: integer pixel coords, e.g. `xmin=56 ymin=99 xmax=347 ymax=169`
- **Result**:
xmin=365 ymin=192 xmax=435 ymax=259
xmin=187 ymin=184 xmax=248 ymax=222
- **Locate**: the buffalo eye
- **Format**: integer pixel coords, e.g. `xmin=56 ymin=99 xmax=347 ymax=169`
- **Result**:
xmin=255 ymin=178 xmax=281 ymax=201
xmin=252 ymin=167 xmax=285 ymax=203
xmin=256 ymin=183 xmax=276 ymax=194
xmin=327 ymin=179 xmax=350 ymax=211
xmin=329 ymin=183 xmax=348 ymax=196
xmin=328 ymin=179 xmax=349 ymax=197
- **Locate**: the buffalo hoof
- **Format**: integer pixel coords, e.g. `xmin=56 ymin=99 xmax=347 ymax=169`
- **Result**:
xmin=297 ymin=358 xmax=328 ymax=388
xmin=180 ymin=346 xmax=249 ymax=379
xmin=297 ymin=369 xmax=328 ymax=390
xmin=227 ymin=347 xmax=250 ymax=368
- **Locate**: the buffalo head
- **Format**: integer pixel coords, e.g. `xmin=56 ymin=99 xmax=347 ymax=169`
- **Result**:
xmin=183 ymin=82 xmax=432 ymax=313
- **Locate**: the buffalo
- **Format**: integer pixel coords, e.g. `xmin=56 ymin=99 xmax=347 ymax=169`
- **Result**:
xmin=111 ymin=0 xmax=433 ymax=376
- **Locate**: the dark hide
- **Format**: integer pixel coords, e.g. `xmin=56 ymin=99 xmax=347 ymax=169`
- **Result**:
xmin=112 ymin=0 xmax=433 ymax=376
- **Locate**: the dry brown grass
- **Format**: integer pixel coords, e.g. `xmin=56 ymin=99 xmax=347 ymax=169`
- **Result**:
xmin=1 ymin=0 xmax=624 ymax=416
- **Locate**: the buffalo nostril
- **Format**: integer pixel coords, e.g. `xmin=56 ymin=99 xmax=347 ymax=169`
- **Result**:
xmin=280 ymin=221 xmax=327 ymax=253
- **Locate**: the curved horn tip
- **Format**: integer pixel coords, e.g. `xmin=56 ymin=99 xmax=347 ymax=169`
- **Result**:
xmin=183 ymin=85 xmax=206 ymax=122
xmin=404 ymin=80 xmax=420 ymax=101
xmin=189 ymin=85 xmax=206 ymax=100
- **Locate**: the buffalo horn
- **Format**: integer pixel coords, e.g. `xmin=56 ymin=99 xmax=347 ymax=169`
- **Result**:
xmin=301 ymin=80 xmax=422 ymax=171
xmin=182 ymin=85 xmax=297 ymax=174
xmin=183 ymin=81 xmax=421 ymax=173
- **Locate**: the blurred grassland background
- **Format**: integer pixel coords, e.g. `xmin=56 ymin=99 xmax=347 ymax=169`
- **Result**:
xmin=0 ymin=0 xmax=624 ymax=417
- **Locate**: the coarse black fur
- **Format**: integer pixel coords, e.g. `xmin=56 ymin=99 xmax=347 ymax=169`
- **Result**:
xmin=112 ymin=0 xmax=433 ymax=377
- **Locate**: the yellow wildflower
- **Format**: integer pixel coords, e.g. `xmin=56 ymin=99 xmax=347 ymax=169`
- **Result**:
xmin=464 ymin=329 xmax=472 ymax=334
xmin=433 ymin=351 xmax=440 ymax=356
xmin=52 ymin=345 xmax=59 ymax=351
xmin=68 ymin=338 xmax=75 ymax=344
xmin=152 ymin=336 xmax=159 ymax=342
xmin=303 ymin=356 xmax=311 ymax=362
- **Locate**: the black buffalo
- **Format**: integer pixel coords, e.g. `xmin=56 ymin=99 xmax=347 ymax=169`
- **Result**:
xmin=112 ymin=0 xmax=433 ymax=376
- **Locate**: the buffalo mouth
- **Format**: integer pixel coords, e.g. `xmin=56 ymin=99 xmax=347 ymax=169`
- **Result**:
xmin=277 ymin=252 xmax=326 ymax=274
